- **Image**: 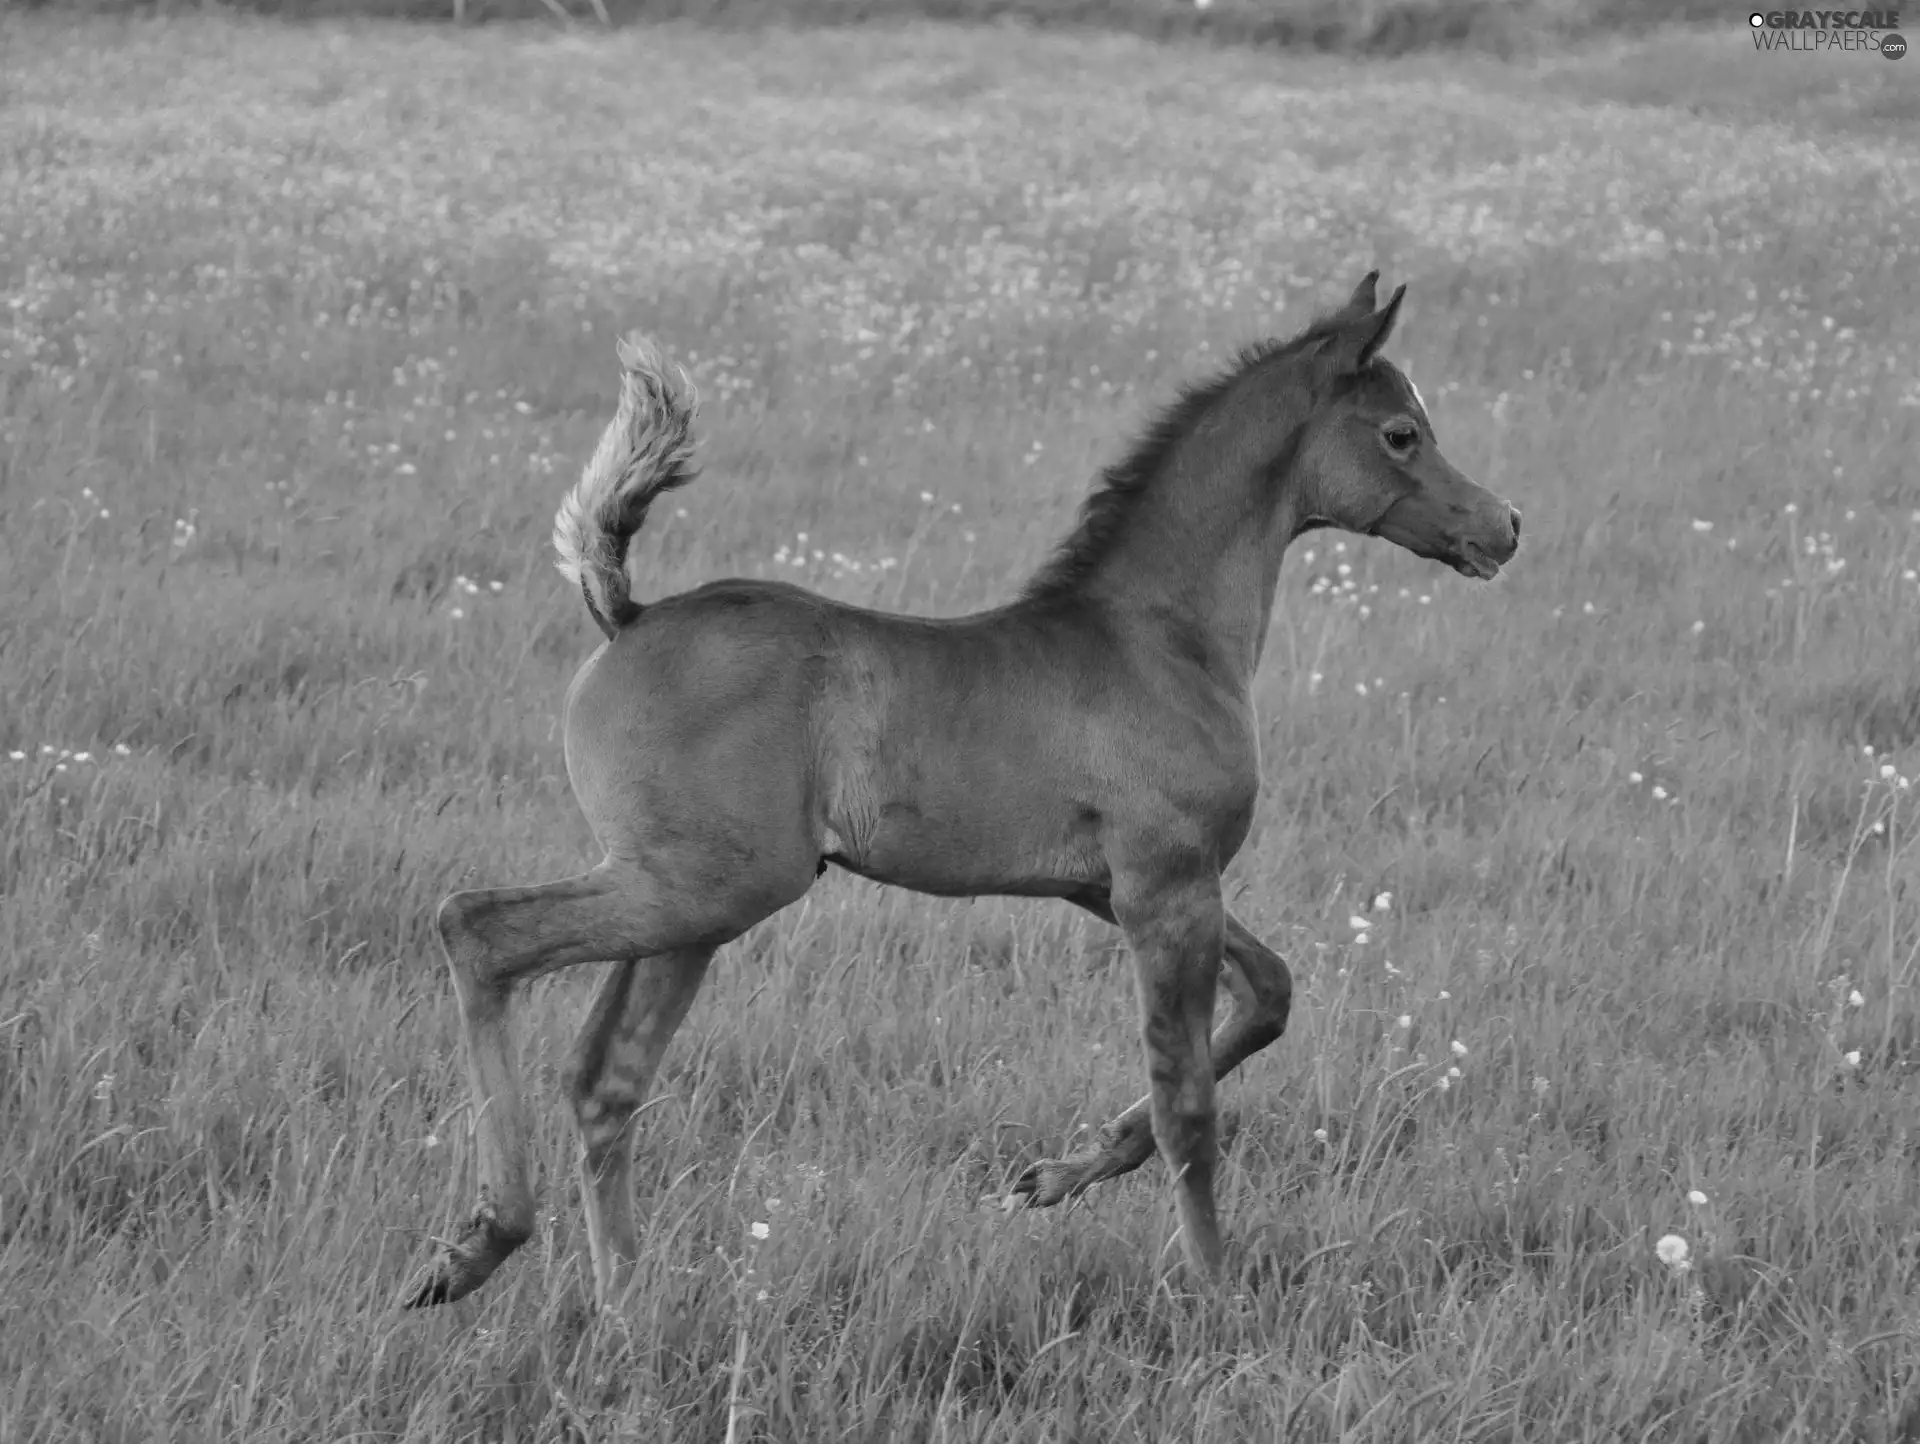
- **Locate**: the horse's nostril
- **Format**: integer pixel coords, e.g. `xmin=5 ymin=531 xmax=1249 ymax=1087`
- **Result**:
xmin=1508 ymin=505 xmax=1522 ymax=542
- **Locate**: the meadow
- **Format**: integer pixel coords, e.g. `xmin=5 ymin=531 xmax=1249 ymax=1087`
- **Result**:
xmin=3 ymin=12 xmax=1920 ymax=1441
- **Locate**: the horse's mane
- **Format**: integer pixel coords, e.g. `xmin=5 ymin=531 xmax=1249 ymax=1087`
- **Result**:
xmin=1018 ymin=311 xmax=1348 ymax=604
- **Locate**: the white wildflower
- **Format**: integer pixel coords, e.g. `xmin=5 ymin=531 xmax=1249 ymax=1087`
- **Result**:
xmin=1655 ymin=1234 xmax=1690 ymax=1272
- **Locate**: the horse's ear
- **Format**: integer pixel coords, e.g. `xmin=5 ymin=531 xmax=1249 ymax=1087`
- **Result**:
xmin=1323 ymin=283 xmax=1406 ymax=374
xmin=1340 ymin=270 xmax=1381 ymax=319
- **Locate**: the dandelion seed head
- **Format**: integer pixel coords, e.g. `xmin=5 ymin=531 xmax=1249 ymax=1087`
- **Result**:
xmin=1450 ymin=1039 xmax=1468 ymax=1058
xmin=1655 ymin=1234 xmax=1690 ymax=1270
xmin=1844 ymin=1049 xmax=1862 ymax=1067
xmin=1313 ymin=1127 xmax=1328 ymax=1143
xmin=750 ymin=1220 xmax=770 ymax=1241
xmin=1396 ymin=1014 xmax=1412 ymax=1029
xmin=1687 ymin=1190 xmax=1707 ymax=1206
xmin=1849 ymin=989 xmax=1865 ymax=1008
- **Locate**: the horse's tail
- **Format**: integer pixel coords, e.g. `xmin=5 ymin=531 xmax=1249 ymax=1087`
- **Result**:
xmin=551 ymin=334 xmax=699 ymax=639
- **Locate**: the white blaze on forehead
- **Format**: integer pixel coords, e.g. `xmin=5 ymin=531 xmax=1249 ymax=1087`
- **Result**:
xmin=1403 ymin=369 xmax=1429 ymax=421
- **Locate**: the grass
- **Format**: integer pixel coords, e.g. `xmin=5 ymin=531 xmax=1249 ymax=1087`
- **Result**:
xmin=4 ymin=12 xmax=1920 ymax=1441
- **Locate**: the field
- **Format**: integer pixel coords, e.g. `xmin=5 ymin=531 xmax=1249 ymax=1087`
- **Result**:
xmin=4 ymin=12 xmax=1920 ymax=1441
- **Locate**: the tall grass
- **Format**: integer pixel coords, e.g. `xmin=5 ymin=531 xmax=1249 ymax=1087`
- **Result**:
xmin=3 ymin=14 xmax=1919 ymax=1440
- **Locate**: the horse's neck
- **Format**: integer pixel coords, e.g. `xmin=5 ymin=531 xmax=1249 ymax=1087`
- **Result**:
xmin=1083 ymin=462 xmax=1293 ymax=691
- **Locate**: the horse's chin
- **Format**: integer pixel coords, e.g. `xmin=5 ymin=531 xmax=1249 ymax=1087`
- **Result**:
xmin=1449 ymin=549 xmax=1502 ymax=581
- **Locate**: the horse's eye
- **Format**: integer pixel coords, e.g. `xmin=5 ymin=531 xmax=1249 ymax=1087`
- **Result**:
xmin=1384 ymin=425 xmax=1418 ymax=453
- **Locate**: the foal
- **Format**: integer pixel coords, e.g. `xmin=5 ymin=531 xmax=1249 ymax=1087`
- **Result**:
xmin=409 ymin=271 xmax=1520 ymax=1308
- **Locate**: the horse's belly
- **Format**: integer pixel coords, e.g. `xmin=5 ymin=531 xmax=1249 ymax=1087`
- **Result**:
xmin=827 ymin=784 xmax=1107 ymax=899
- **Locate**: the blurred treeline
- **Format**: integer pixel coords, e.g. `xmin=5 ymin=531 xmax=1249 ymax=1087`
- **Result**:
xmin=4 ymin=0 xmax=1732 ymax=56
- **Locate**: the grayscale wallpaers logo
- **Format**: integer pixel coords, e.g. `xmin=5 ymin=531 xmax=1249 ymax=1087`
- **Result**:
xmin=1749 ymin=10 xmax=1907 ymax=55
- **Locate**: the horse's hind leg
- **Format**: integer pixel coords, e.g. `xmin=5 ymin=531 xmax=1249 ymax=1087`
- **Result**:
xmin=1011 ymin=908 xmax=1292 ymax=1212
xmin=568 ymin=946 xmax=714 ymax=1308
xmin=407 ymin=863 xmax=704 ymax=1308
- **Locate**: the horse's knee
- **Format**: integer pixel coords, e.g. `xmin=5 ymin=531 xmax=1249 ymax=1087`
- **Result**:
xmin=1152 ymin=1099 xmax=1220 ymax=1173
xmin=1236 ymin=948 xmax=1292 ymax=1049
xmin=1251 ymin=963 xmax=1293 ymax=1045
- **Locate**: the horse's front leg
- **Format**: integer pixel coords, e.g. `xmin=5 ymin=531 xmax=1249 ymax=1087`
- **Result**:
xmin=1009 ymin=907 xmax=1291 ymax=1213
xmin=1114 ymin=862 xmax=1226 ymax=1274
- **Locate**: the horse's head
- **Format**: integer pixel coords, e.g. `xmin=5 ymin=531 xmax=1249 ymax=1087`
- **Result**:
xmin=1291 ymin=272 xmax=1520 ymax=580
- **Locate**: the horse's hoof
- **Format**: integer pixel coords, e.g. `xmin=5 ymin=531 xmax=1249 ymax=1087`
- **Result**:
xmin=1007 ymin=1156 xmax=1082 ymax=1210
xmin=401 ymin=1213 xmax=529 ymax=1310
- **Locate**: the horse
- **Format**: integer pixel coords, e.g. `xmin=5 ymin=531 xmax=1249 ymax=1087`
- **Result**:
xmin=407 ymin=271 xmax=1521 ymax=1308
